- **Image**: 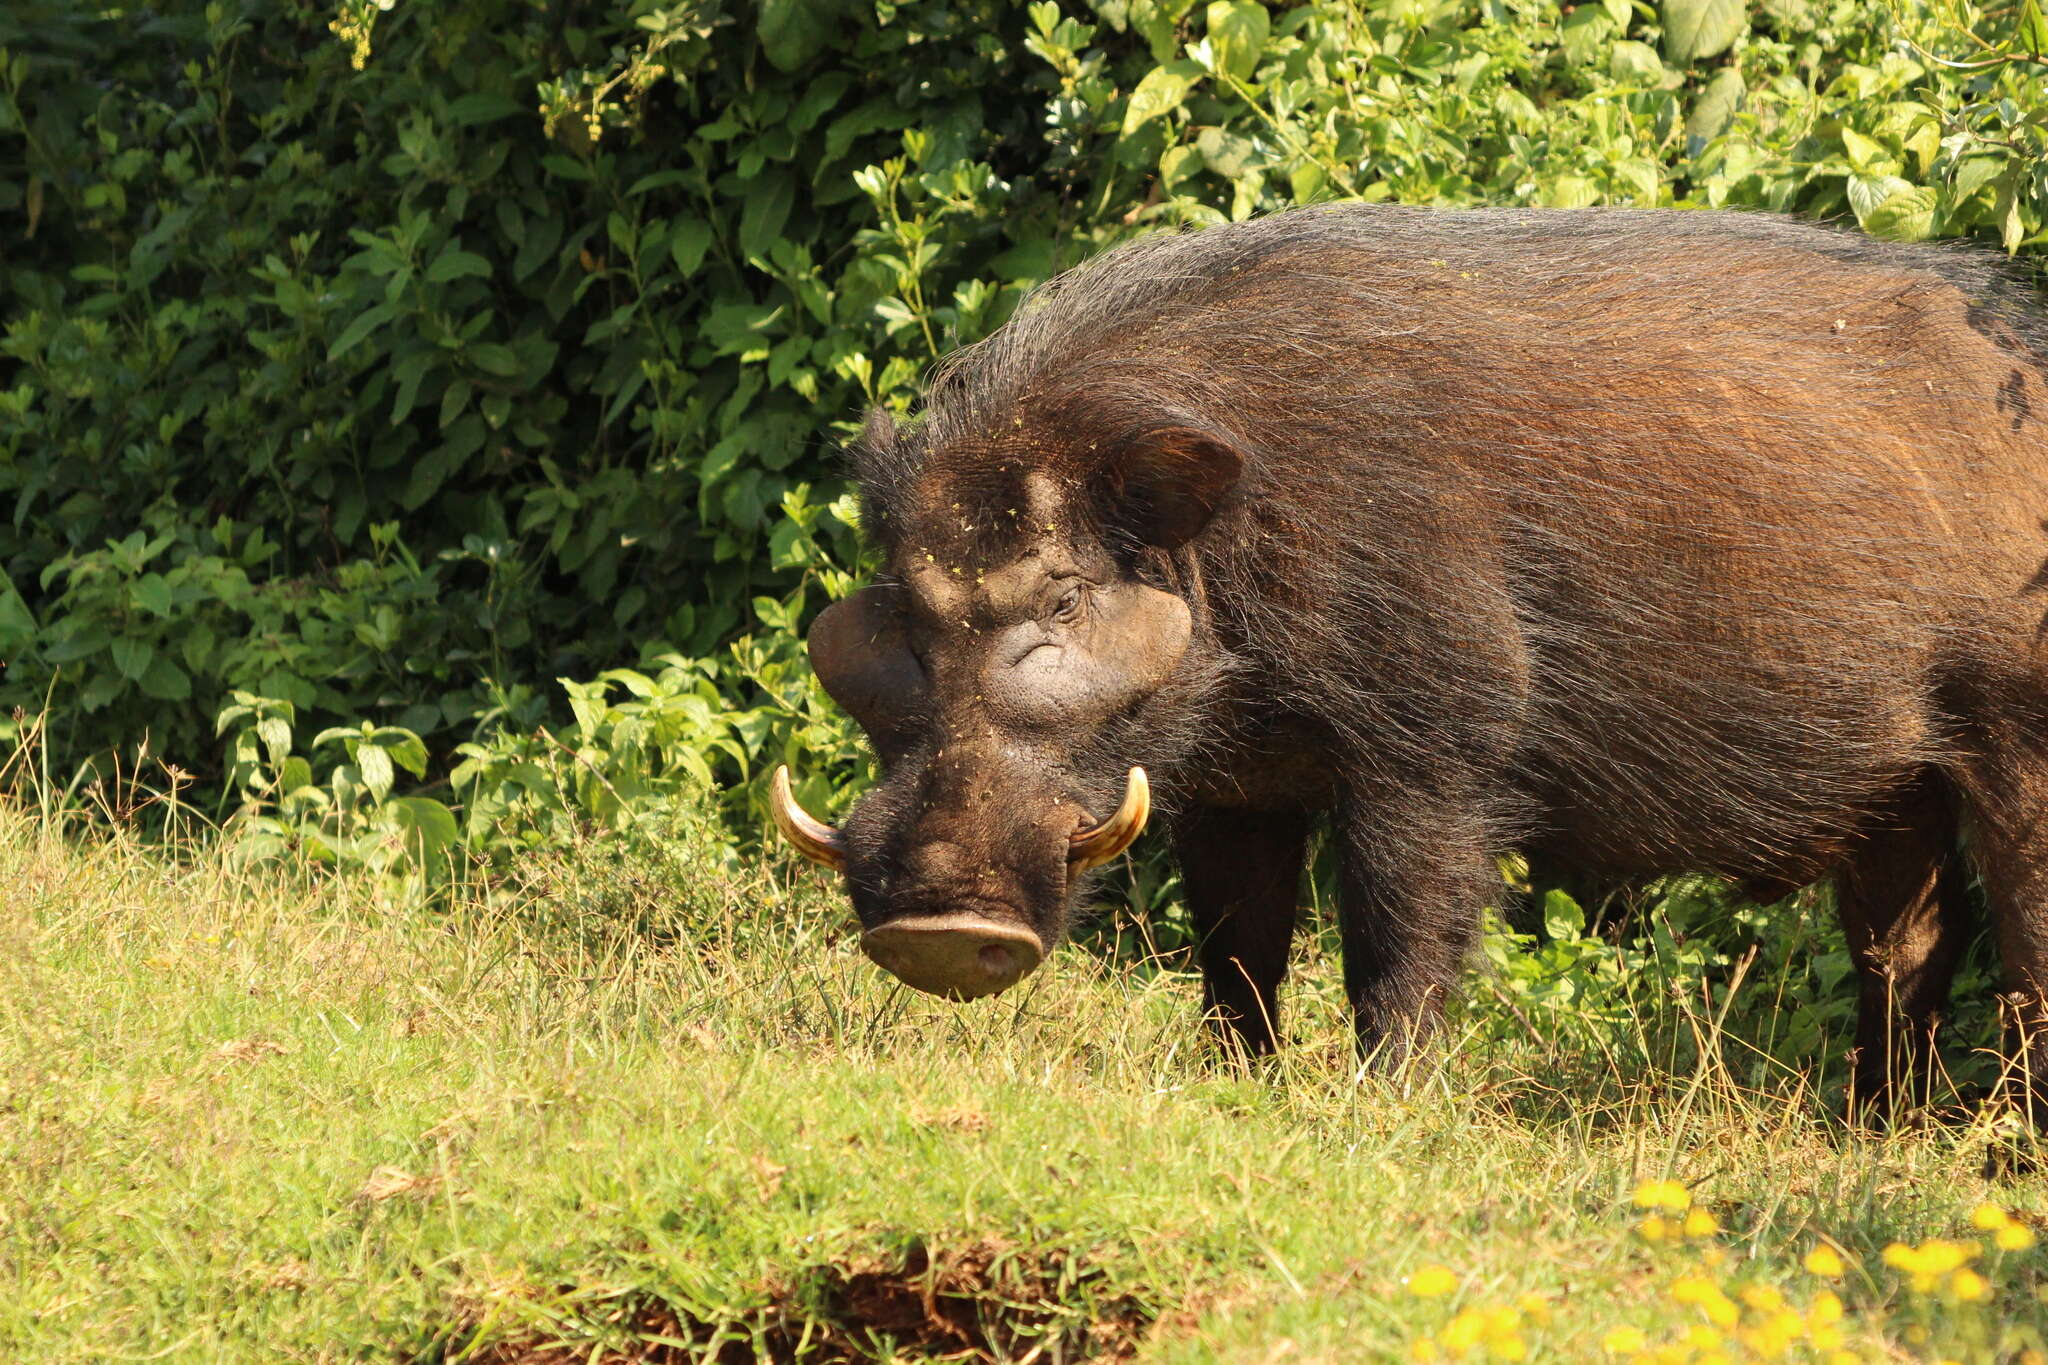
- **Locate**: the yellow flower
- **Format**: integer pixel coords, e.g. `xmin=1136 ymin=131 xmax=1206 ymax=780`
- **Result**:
xmin=1682 ymin=1325 xmax=1724 ymax=1352
xmin=1825 ymin=1354 xmax=1860 ymax=1365
xmin=1487 ymin=1336 xmax=1527 ymax=1361
xmin=1410 ymin=1337 xmax=1442 ymax=1362
xmin=1442 ymin=1311 xmax=1486 ymax=1355
xmin=1804 ymin=1244 xmax=1846 ymax=1278
xmin=1926 ymin=1238 xmax=1979 ymax=1272
xmin=1408 ymin=1264 xmax=1459 ymax=1298
xmin=1669 ymin=1275 xmax=1739 ymax=1326
xmin=1997 ymin=1222 xmax=2037 ymax=1252
xmin=1600 ymin=1326 xmax=1647 ymax=1354
xmin=1638 ymin=1215 xmax=1671 ymax=1243
xmin=1513 ymin=1293 xmax=1551 ymax=1327
xmin=1948 ymin=1267 xmax=1990 ymax=1303
xmin=1682 ymin=1207 xmax=1720 ymax=1239
xmin=1765 ymin=1309 xmax=1806 ymax=1348
xmin=1633 ymin=1179 xmax=1692 ymax=1211
xmin=1807 ymin=1289 xmax=1844 ymax=1326
xmin=1971 ymin=1202 xmax=2012 ymax=1231
xmin=1670 ymin=1274 xmax=1712 ymax=1304
xmin=1739 ymin=1284 xmax=1786 ymax=1314
xmin=1906 ymin=1324 xmax=1931 ymax=1345
xmin=1811 ymin=1324 xmax=1844 ymax=1351
xmin=2019 ymin=1351 xmax=2047 ymax=1365
xmin=1885 ymin=1237 xmax=1978 ymax=1280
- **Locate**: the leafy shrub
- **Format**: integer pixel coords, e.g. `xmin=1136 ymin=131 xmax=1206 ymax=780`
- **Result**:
xmin=7 ymin=0 xmax=2048 ymax=998
xmin=7 ymin=0 xmax=2048 ymax=799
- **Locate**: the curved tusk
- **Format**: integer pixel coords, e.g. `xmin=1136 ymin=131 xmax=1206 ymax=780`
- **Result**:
xmin=1068 ymin=767 xmax=1150 ymax=872
xmin=769 ymin=765 xmax=847 ymax=871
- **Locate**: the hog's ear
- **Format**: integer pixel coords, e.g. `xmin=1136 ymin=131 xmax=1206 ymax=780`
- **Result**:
xmin=807 ymin=586 xmax=926 ymax=741
xmin=1099 ymin=426 xmax=1244 ymax=551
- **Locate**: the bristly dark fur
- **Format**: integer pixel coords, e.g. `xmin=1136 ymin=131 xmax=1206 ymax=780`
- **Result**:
xmin=830 ymin=204 xmax=2048 ymax=1102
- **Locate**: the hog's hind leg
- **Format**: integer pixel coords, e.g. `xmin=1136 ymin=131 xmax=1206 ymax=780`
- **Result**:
xmin=1950 ymin=688 xmax=2048 ymax=1122
xmin=1835 ymin=772 xmax=1972 ymax=1122
xmin=1329 ymin=787 xmax=1496 ymax=1071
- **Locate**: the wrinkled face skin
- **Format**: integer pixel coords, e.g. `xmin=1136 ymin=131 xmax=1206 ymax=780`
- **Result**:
xmin=806 ymin=459 xmax=1209 ymax=1001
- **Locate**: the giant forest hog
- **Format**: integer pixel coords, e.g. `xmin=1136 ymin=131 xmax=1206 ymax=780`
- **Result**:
xmin=771 ymin=206 xmax=2048 ymax=1113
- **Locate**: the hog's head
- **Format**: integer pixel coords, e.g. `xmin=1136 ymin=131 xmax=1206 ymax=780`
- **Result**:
xmin=770 ymin=406 xmax=1243 ymax=1000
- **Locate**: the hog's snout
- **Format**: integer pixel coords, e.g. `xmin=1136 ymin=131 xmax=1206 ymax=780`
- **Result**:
xmin=860 ymin=915 xmax=1046 ymax=1000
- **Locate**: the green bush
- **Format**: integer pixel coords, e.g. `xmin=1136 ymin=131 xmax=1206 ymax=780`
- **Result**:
xmin=4 ymin=0 xmax=2047 ymax=859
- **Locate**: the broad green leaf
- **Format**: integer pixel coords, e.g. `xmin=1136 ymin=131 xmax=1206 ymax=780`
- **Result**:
xmin=758 ymin=0 xmax=843 ymax=73
xmin=1543 ymin=175 xmax=1601 ymax=208
xmin=257 ymin=716 xmax=293 ymax=764
xmin=0 ymin=576 xmax=32 ymax=649
xmin=1543 ymin=889 xmax=1587 ymax=942
xmin=1195 ymin=126 xmax=1260 ymax=178
xmin=425 ymin=246 xmax=491 ymax=283
xmin=1685 ymin=68 xmax=1745 ymax=146
xmin=1122 ymin=60 xmax=1204 ymax=135
xmin=669 ymin=217 xmax=713 ymax=277
xmin=446 ymin=91 xmax=524 ymax=125
xmin=1661 ymin=0 xmax=1744 ymax=62
xmin=738 ymin=171 xmax=795 ymax=263
xmin=1846 ymin=173 xmax=1914 ymax=227
xmin=131 ymin=573 xmax=174 ymax=618
xmin=381 ymin=730 xmax=430 ymax=778
xmin=1159 ymin=143 xmax=1204 ymax=189
xmin=1609 ymin=40 xmax=1665 ymax=83
xmin=1132 ymin=0 xmax=1200 ymax=61
xmin=1560 ymin=8 xmax=1615 ymax=68
xmin=2019 ymin=0 xmax=2048 ymax=55
xmin=512 ymin=214 xmax=563 ymax=281
xmin=466 ymin=342 xmax=521 ymax=377
xmin=327 ymin=303 xmax=396 ymax=362
xmin=138 ymin=656 xmax=191 ymax=701
xmin=1205 ymin=1 xmax=1269 ymax=83
xmin=359 ymin=744 xmax=395 ymax=804
xmin=1996 ymin=169 xmax=2028 ymax=253
xmin=110 ymin=637 xmax=154 ymax=682
xmin=1863 ymin=185 xmax=1937 ymax=241
xmin=390 ymin=350 xmax=435 ymax=425
xmin=389 ymin=796 xmax=459 ymax=855
xmin=1838 ymin=127 xmax=1886 ymax=174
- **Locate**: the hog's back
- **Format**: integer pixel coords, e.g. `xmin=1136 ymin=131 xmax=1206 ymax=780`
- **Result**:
xmin=1199 ymin=211 xmax=2048 ymax=876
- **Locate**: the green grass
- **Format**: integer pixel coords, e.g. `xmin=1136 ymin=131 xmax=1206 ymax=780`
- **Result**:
xmin=3 ymin=798 xmax=2047 ymax=1363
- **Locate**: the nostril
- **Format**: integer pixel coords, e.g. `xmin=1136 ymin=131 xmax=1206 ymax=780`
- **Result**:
xmin=977 ymin=942 xmax=1014 ymax=976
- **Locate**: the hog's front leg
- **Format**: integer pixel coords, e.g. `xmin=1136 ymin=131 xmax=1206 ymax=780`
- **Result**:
xmin=1173 ymin=805 xmax=1311 ymax=1055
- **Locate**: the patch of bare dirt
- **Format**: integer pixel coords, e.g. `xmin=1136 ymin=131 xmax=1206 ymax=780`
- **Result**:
xmin=357 ymin=1165 xmax=441 ymax=1203
xmin=436 ymin=1239 xmax=1150 ymax=1364
xmin=214 ymin=1035 xmax=291 ymax=1062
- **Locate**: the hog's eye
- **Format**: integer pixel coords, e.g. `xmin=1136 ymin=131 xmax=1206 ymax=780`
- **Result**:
xmin=1052 ymin=585 xmax=1084 ymax=622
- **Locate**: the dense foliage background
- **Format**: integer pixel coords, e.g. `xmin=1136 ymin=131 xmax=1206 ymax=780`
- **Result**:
xmin=3 ymin=0 xmax=2046 ymax=900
